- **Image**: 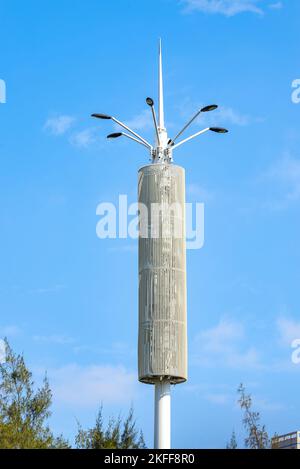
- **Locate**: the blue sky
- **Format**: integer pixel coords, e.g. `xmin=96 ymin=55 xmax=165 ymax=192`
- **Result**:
xmin=0 ymin=0 xmax=300 ymax=448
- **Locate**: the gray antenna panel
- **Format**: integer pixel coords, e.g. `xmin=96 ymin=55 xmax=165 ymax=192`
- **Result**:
xmin=138 ymin=163 xmax=187 ymax=384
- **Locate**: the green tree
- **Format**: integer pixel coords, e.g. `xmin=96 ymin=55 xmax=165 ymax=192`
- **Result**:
xmin=0 ymin=339 xmax=68 ymax=449
xmin=76 ymin=406 xmax=146 ymax=449
xmin=226 ymin=430 xmax=238 ymax=449
xmin=237 ymin=383 xmax=270 ymax=449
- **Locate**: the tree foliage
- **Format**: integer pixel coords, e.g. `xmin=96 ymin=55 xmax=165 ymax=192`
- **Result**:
xmin=226 ymin=430 xmax=238 ymax=449
xmin=0 ymin=339 xmax=68 ymax=449
xmin=0 ymin=339 xmax=146 ymax=449
xmin=237 ymin=383 xmax=270 ymax=449
xmin=75 ymin=406 xmax=146 ymax=449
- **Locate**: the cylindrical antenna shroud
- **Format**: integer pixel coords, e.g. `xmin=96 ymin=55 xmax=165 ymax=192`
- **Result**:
xmin=138 ymin=164 xmax=187 ymax=384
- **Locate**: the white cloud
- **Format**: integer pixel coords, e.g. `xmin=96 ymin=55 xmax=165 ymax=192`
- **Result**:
xmin=29 ymin=284 xmax=66 ymax=294
xmin=261 ymin=152 xmax=300 ymax=209
xmin=44 ymin=114 xmax=101 ymax=148
xmin=44 ymin=115 xmax=75 ymax=136
xmin=199 ymin=318 xmax=244 ymax=353
xmin=73 ymin=341 xmax=135 ymax=358
xmin=175 ymin=98 xmax=258 ymax=128
xmin=69 ymin=128 xmax=98 ymax=148
xmin=33 ymin=334 xmax=75 ymax=345
xmin=184 ymin=382 xmax=234 ymax=406
xmin=181 ymin=0 xmax=264 ymax=16
xmin=277 ymin=317 xmax=300 ymax=346
xmin=254 ymin=397 xmax=286 ymax=411
xmin=108 ymin=244 xmax=138 ymax=253
xmin=124 ymin=109 xmax=153 ymax=131
xmin=49 ymin=364 xmax=137 ymax=408
xmin=192 ymin=318 xmax=262 ymax=369
xmin=206 ymin=105 xmax=262 ymax=127
xmin=186 ymin=183 xmax=214 ymax=201
xmin=216 ymin=106 xmax=252 ymax=126
xmin=269 ymin=2 xmax=283 ymax=9
xmin=0 ymin=325 xmax=22 ymax=337
xmin=204 ymin=392 xmax=230 ymax=405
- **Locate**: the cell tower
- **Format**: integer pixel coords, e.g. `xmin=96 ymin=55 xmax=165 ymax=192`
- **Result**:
xmin=92 ymin=40 xmax=228 ymax=450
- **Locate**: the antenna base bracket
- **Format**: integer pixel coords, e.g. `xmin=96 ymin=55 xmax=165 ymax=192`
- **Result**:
xmin=151 ymin=147 xmax=173 ymax=164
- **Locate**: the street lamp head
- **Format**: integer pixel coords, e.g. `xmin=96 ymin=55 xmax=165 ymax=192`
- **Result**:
xmin=91 ymin=113 xmax=112 ymax=120
xmin=107 ymin=132 xmax=122 ymax=139
xmin=210 ymin=127 xmax=228 ymax=133
xmin=146 ymin=97 xmax=154 ymax=107
xmin=146 ymin=97 xmax=161 ymax=146
xmin=201 ymin=104 xmax=218 ymax=113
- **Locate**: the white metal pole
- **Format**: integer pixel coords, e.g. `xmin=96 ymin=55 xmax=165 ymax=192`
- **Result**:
xmin=154 ymin=380 xmax=171 ymax=449
xmin=171 ymin=127 xmax=210 ymax=150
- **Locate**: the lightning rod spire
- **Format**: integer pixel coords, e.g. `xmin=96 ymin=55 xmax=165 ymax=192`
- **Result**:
xmin=158 ymin=38 xmax=165 ymax=131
